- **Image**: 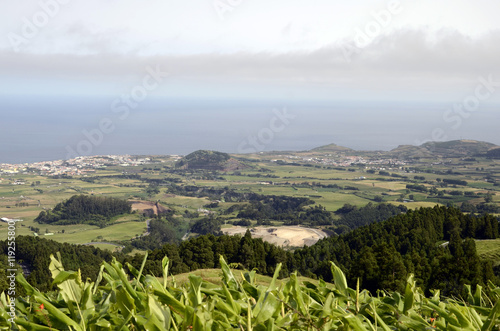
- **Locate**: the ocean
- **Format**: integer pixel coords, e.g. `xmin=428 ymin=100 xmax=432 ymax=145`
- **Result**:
xmin=1 ymin=95 xmax=499 ymax=164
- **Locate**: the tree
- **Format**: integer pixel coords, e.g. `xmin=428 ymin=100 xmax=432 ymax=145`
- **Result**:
xmin=146 ymin=184 xmax=160 ymax=197
xmin=190 ymin=217 xmax=222 ymax=235
xmin=485 ymin=192 xmax=494 ymax=203
xmin=372 ymin=243 xmax=407 ymax=292
xmin=351 ymin=247 xmax=379 ymax=291
xmin=460 ymin=201 xmax=477 ymax=214
xmin=239 ymin=230 xmax=256 ymax=269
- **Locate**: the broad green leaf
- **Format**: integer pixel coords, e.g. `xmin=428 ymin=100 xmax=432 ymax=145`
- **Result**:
xmin=51 ymin=270 xmax=78 ymax=286
xmin=474 ymin=285 xmax=483 ymax=307
xmin=116 ymin=287 xmax=136 ymax=318
xmin=403 ymin=274 xmax=415 ymax=314
xmin=93 ymin=264 xmax=105 ymax=295
xmin=253 ymin=292 xmax=280 ymax=324
xmin=16 ymin=273 xmax=37 ymax=296
xmin=188 ymin=274 xmax=203 ymax=307
xmin=34 ymin=295 xmax=83 ymax=331
xmin=220 ymin=255 xmax=239 ymax=290
xmin=154 ymin=290 xmax=186 ymax=317
xmin=448 ymin=304 xmax=476 ymax=329
xmin=14 ymin=319 xmax=60 ymax=331
xmin=268 ymin=263 xmax=282 ymax=292
xmin=342 ymin=314 xmax=369 ymax=330
xmin=133 ymin=251 xmax=148 ymax=291
xmin=222 ymin=282 xmax=241 ymax=316
xmin=481 ymin=300 xmax=500 ymax=331
xmin=162 ymin=256 xmax=170 ymax=289
xmin=330 ymin=262 xmax=348 ymax=297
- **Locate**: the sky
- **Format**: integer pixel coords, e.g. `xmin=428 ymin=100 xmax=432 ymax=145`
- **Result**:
xmin=1 ymin=0 xmax=500 ymax=162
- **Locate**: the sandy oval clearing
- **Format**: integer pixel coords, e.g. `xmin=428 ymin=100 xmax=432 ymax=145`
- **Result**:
xmin=222 ymin=226 xmax=328 ymax=247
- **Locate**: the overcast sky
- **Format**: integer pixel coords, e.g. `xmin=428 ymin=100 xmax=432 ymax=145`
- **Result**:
xmin=1 ymin=0 xmax=499 ymax=101
xmin=1 ymin=1 xmax=500 ymax=161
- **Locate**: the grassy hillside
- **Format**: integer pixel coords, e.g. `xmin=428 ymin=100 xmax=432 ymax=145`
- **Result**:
xmin=176 ymin=150 xmax=232 ymax=170
xmin=477 ymin=239 xmax=500 ymax=266
xmin=420 ymin=139 xmax=498 ymax=157
xmin=168 ymin=268 xmax=322 ymax=288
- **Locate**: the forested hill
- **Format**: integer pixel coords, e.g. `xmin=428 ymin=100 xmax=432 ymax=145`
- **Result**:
xmin=138 ymin=206 xmax=499 ymax=297
xmin=0 ymin=236 xmax=115 ymax=295
xmin=176 ymin=150 xmax=236 ymax=171
xmin=3 ymin=206 xmax=499 ymax=298
xmin=293 ymin=205 xmax=499 ymax=296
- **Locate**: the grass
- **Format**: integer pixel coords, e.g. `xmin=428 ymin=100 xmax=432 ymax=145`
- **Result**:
xmin=0 ymin=217 xmax=147 ymax=245
xmin=86 ymin=243 xmax=123 ymax=252
xmin=158 ymin=195 xmax=210 ymax=210
xmin=359 ymin=180 xmax=408 ymax=191
xmin=167 ymin=268 xmax=324 ymax=288
xmin=476 ymin=239 xmax=500 ymax=266
xmin=53 ymin=221 xmax=147 ymax=244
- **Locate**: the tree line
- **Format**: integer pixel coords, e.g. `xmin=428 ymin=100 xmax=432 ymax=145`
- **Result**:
xmin=3 ymin=206 xmax=499 ymax=298
xmin=121 ymin=206 xmax=499 ymax=297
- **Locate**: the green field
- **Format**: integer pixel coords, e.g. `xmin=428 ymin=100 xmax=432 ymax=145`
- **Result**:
xmin=1 ymin=149 xmax=499 ymax=246
xmin=0 ymin=217 xmax=147 ymax=245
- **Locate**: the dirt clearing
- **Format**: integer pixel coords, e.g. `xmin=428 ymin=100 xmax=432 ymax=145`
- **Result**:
xmin=223 ymin=226 xmax=328 ymax=248
xmin=130 ymin=200 xmax=170 ymax=216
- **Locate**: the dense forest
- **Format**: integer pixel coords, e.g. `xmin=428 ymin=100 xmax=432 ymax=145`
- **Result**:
xmin=34 ymin=195 xmax=131 ymax=227
xmin=0 ymin=236 xmax=115 ymax=294
xmin=133 ymin=206 xmax=499 ymax=297
xmin=5 ymin=206 xmax=500 ymax=299
xmin=129 ymin=201 xmax=408 ymax=250
xmin=294 ymin=206 xmax=499 ymax=296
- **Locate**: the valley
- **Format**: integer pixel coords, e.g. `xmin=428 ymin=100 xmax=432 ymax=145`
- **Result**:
xmin=1 ymin=139 xmax=499 ymax=251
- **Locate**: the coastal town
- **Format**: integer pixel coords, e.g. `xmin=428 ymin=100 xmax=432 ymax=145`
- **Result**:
xmin=0 ymin=151 xmax=414 ymax=181
xmin=281 ymin=154 xmax=409 ymax=167
xmin=0 ymin=155 xmax=157 ymax=177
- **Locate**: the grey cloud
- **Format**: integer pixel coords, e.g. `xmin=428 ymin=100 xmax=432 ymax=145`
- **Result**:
xmin=1 ymin=28 xmax=499 ymax=98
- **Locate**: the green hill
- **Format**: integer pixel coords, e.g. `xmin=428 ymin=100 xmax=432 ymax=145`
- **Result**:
xmin=311 ymin=139 xmax=499 ymax=158
xmin=389 ymin=144 xmax=433 ymax=158
xmin=389 ymin=139 xmax=498 ymax=158
xmin=176 ymin=150 xmax=242 ymax=171
xmin=310 ymin=143 xmax=353 ymax=153
xmin=420 ymin=139 xmax=498 ymax=157
xmin=485 ymin=147 xmax=500 ymax=159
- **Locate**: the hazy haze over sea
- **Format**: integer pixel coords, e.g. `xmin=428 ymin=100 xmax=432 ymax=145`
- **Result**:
xmin=1 ymin=96 xmax=498 ymax=164
xmin=2 ymin=1 xmax=500 ymax=164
